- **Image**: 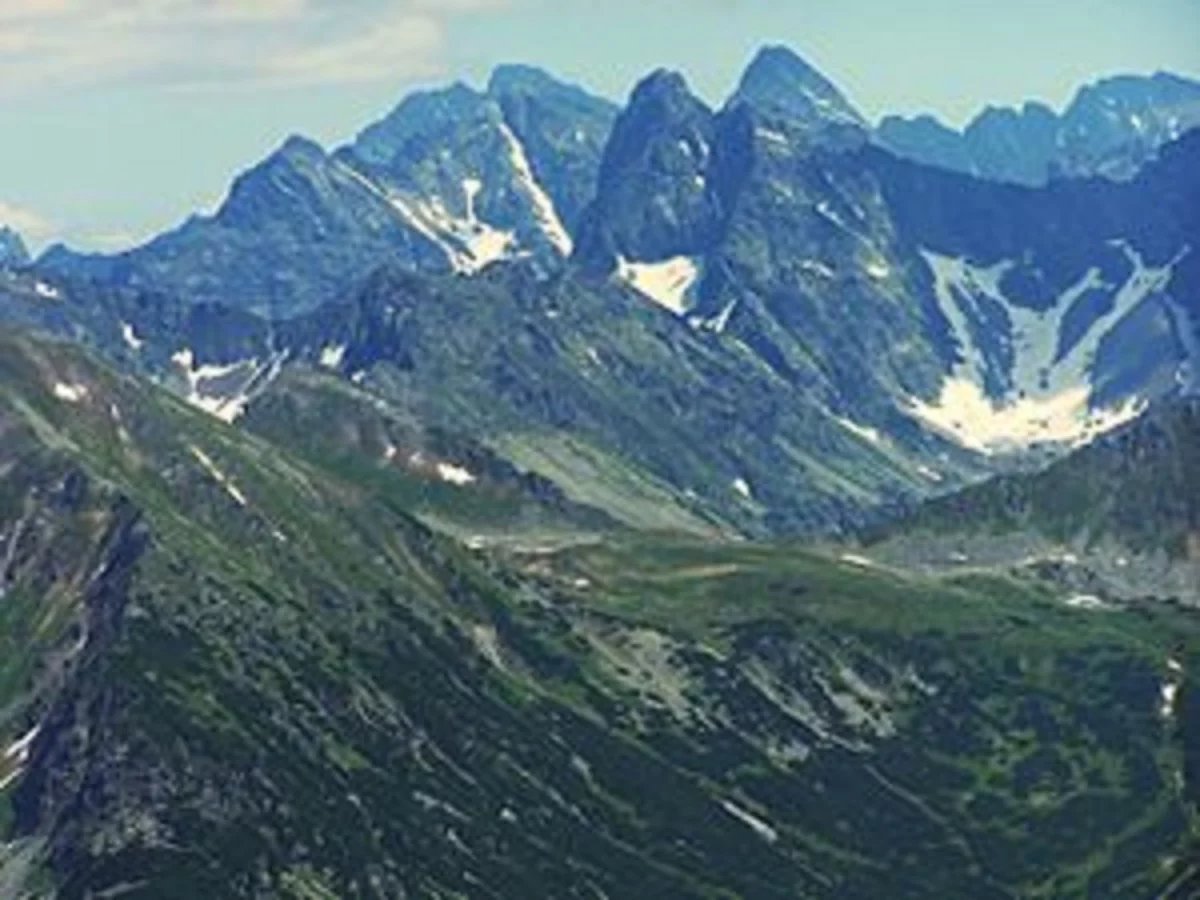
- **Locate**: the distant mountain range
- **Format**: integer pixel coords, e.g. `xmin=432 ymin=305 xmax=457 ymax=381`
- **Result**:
xmin=0 ymin=46 xmax=1195 ymax=540
xmin=29 ymin=50 xmax=1200 ymax=321
xmin=36 ymin=65 xmax=619 ymax=318
xmin=876 ymin=72 xmax=1200 ymax=186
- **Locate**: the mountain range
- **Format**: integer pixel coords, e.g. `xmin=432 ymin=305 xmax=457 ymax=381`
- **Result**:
xmin=1 ymin=43 xmax=1198 ymax=898
xmin=876 ymin=72 xmax=1200 ymax=186
xmin=2 ymin=47 xmax=1194 ymax=540
xmin=37 ymin=65 xmax=619 ymax=319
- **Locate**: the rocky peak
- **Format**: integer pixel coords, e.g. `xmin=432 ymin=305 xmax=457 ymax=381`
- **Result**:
xmin=874 ymin=71 xmax=1200 ymax=185
xmin=573 ymin=69 xmax=720 ymax=266
xmin=275 ymin=134 xmax=328 ymax=167
xmin=599 ymin=69 xmax=715 ymax=175
xmin=1056 ymin=72 xmax=1200 ymax=177
xmin=216 ymin=134 xmax=337 ymax=229
xmin=486 ymin=63 xmax=620 ymax=233
xmin=353 ymin=83 xmax=494 ymax=167
xmin=0 ymin=226 xmax=30 ymax=268
xmin=731 ymin=45 xmax=866 ymax=132
xmin=488 ymin=63 xmax=569 ymax=98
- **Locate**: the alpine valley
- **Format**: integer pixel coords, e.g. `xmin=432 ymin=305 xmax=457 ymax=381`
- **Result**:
xmin=0 ymin=44 xmax=1198 ymax=899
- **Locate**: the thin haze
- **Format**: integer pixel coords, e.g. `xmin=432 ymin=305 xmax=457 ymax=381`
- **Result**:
xmin=0 ymin=0 xmax=1196 ymax=252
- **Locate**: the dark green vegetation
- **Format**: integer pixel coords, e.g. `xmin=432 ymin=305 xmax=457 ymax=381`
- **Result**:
xmin=0 ymin=329 xmax=1197 ymax=898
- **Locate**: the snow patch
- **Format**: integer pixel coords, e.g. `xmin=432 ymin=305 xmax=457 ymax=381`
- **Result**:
xmin=1161 ymin=658 xmax=1185 ymax=720
xmin=406 ymin=188 xmax=515 ymax=273
xmin=815 ymin=200 xmax=851 ymax=231
xmin=706 ymin=299 xmax=738 ymax=334
xmin=53 ymin=382 xmax=88 ymax=404
xmin=172 ymin=348 xmax=285 ymax=424
xmin=754 ymin=127 xmax=790 ymax=150
xmin=471 ymin=624 xmax=506 ymax=670
xmin=799 ymin=259 xmax=835 ymax=279
xmin=732 ymin=478 xmax=753 ymax=500
xmin=1064 ymin=594 xmax=1112 ymax=611
xmin=4 ymin=724 xmax=40 ymax=763
xmin=836 ymin=417 xmax=885 ymax=447
xmin=617 ymin=255 xmax=703 ymax=315
xmin=319 ymin=344 xmax=347 ymax=370
xmin=721 ymin=800 xmax=779 ymax=844
xmin=865 ymin=259 xmax=891 ymax=280
xmin=336 ymin=160 xmax=515 ymax=274
xmin=498 ymin=122 xmax=573 ymax=256
xmin=189 ymin=445 xmax=249 ymax=507
xmin=33 ymin=281 xmax=60 ymax=300
xmin=0 ymin=767 xmax=20 ymax=792
xmin=916 ymin=464 xmax=943 ymax=483
xmin=121 ymin=322 xmax=144 ymax=351
xmin=462 ymin=177 xmax=483 ymax=221
xmin=436 ymin=462 xmax=477 ymax=486
xmin=803 ymin=87 xmax=861 ymax=124
xmin=908 ymin=244 xmax=1186 ymax=453
xmin=907 ymin=378 xmax=1146 ymax=456
xmin=691 ymin=299 xmax=738 ymax=335
xmin=840 ymin=554 xmax=876 ymax=569
xmin=1161 ymin=682 xmax=1180 ymax=719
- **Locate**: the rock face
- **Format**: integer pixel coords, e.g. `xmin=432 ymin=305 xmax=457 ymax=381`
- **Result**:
xmin=9 ymin=49 xmax=1200 ymax=537
xmin=574 ymin=69 xmax=726 ymax=269
xmin=0 ymin=227 xmax=29 ymax=267
xmin=730 ymin=45 xmax=867 ymax=147
xmin=572 ymin=51 xmax=1200 ymax=461
xmin=876 ymin=72 xmax=1200 ymax=185
xmin=41 ymin=68 xmax=618 ymax=317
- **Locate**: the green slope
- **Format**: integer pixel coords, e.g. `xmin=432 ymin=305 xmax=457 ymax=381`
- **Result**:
xmin=0 ymin=330 xmax=1196 ymax=898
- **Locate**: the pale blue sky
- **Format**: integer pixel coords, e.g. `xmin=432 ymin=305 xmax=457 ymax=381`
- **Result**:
xmin=0 ymin=0 xmax=1196 ymax=253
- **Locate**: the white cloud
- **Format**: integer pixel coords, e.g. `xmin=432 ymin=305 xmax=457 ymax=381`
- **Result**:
xmin=0 ymin=0 xmax=509 ymax=93
xmin=0 ymin=202 xmax=56 ymax=242
xmin=253 ymin=11 xmax=445 ymax=86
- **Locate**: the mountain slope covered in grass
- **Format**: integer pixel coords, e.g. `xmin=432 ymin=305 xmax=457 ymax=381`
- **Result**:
xmin=0 ymin=328 xmax=1196 ymax=898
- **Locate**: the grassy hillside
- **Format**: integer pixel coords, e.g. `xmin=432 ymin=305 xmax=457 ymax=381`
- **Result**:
xmin=0 ymin=330 xmax=1196 ymax=898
